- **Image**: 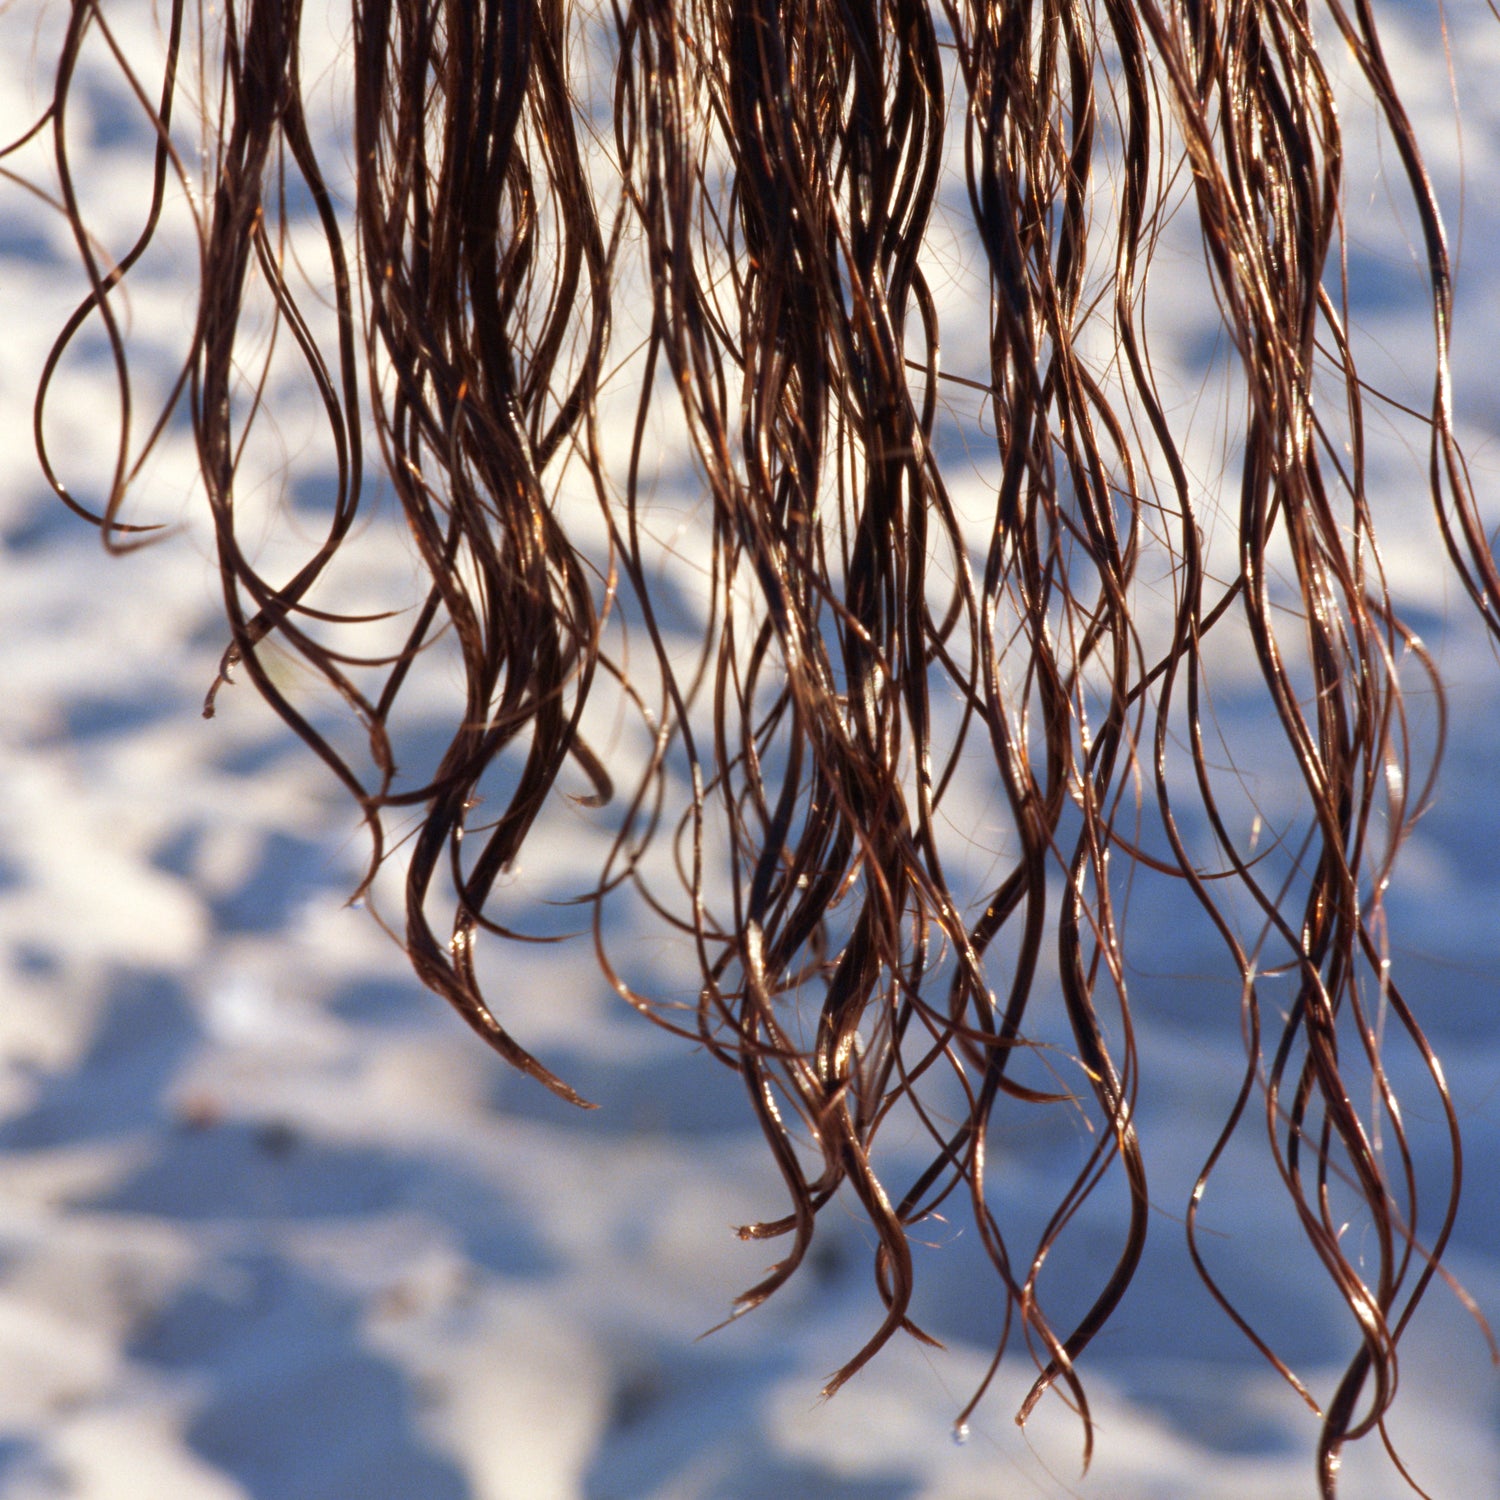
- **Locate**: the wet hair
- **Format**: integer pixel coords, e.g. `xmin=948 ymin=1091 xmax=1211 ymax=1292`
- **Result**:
xmin=11 ymin=0 xmax=1500 ymax=1490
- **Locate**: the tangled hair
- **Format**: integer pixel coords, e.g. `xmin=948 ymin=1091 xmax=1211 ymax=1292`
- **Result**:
xmin=12 ymin=0 xmax=1500 ymax=1489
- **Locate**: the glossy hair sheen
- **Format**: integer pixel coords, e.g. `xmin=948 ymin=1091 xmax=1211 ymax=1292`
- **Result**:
xmin=10 ymin=0 xmax=1500 ymax=1490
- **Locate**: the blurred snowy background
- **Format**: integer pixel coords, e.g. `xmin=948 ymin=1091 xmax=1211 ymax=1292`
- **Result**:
xmin=2 ymin=4 xmax=1500 ymax=1497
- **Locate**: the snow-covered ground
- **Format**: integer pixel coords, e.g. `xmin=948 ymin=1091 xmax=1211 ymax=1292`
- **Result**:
xmin=2 ymin=5 xmax=1498 ymax=1497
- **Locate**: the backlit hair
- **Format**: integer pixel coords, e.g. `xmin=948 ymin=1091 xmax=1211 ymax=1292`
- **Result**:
xmin=10 ymin=0 xmax=1499 ymax=1489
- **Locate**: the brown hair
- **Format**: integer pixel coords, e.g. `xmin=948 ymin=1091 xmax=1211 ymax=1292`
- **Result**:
xmin=11 ymin=0 xmax=1498 ymax=1490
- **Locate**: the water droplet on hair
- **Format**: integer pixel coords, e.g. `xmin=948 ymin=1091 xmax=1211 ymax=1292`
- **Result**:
xmin=952 ymin=1422 xmax=970 ymax=1447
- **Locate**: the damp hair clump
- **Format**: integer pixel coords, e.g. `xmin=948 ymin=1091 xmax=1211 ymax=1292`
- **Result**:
xmin=9 ymin=0 xmax=1500 ymax=1492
